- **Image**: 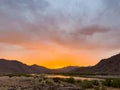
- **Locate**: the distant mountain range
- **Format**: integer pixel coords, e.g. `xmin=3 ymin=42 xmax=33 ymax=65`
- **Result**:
xmin=0 ymin=53 xmax=120 ymax=74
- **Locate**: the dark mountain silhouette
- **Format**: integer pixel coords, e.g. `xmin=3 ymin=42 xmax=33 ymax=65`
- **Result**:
xmin=0 ymin=59 xmax=80 ymax=74
xmin=30 ymin=64 xmax=51 ymax=73
xmin=0 ymin=53 xmax=120 ymax=74
xmin=73 ymin=53 xmax=120 ymax=74
xmin=0 ymin=59 xmax=49 ymax=74
xmin=52 ymin=66 xmax=80 ymax=73
xmin=91 ymin=53 xmax=120 ymax=74
xmin=0 ymin=59 xmax=33 ymax=74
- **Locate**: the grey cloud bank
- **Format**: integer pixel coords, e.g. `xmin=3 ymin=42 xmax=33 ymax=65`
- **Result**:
xmin=0 ymin=0 xmax=120 ymax=50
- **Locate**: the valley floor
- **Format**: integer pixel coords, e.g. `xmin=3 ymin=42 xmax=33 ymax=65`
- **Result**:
xmin=0 ymin=75 xmax=82 ymax=90
xmin=0 ymin=74 xmax=119 ymax=90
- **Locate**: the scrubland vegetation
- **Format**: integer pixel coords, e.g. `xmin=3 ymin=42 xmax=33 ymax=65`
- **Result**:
xmin=0 ymin=74 xmax=119 ymax=90
xmin=102 ymin=78 xmax=120 ymax=88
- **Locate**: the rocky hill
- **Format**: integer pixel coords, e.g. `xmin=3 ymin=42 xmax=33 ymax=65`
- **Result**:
xmin=73 ymin=53 xmax=120 ymax=74
xmin=0 ymin=59 xmax=49 ymax=74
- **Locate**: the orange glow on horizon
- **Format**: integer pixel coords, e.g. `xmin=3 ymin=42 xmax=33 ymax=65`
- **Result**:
xmin=0 ymin=42 xmax=119 ymax=69
xmin=0 ymin=0 xmax=120 ymax=70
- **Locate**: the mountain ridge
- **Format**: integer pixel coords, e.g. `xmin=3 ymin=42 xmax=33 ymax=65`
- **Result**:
xmin=73 ymin=53 xmax=120 ymax=74
xmin=0 ymin=53 xmax=120 ymax=74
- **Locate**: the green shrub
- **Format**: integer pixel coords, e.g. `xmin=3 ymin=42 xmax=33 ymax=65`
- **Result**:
xmin=102 ymin=79 xmax=111 ymax=86
xmin=102 ymin=78 xmax=120 ymax=88
xmin=7 ymin=73 xmax=32 ymax=77
xmin=101 ymin=86 xmax=107 ymax=90
xmin=110 ymin=79 xmax=120 ymax=88
xmin=52 ymin=77 xmax=61 ymax=83
xmin=82 ymin=80 xmax=93 ymax=89
xmin=94 ymin=86 xmax=100 ymax=90
xmin=52 ymin=77 xmax=75 ymax=83
xmin=76 ymin=80 xmax=82 ymax=84
xmin=8 ymin=74 xmax=15 ymax=78
xmin=64 ymin=77 xmax=75 ymax=83
xmin=91 ymin=80 xmax=99 ymax=86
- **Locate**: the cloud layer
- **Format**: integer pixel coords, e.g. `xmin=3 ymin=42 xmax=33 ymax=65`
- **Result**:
xmin=0 ymin=0 xmax=120 ymax=68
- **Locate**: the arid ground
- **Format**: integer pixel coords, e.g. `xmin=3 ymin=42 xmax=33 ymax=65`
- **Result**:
xmin=0 ymin=74 xmax=119 ymax=90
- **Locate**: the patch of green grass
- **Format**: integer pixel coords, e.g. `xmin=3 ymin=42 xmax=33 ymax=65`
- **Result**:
xmin=102 ymin=78 xmax=120 ymax=88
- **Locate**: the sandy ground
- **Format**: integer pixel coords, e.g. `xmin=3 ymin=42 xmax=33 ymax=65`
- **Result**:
xmin=0 ymin=75 xmax=119 ymax=90
xmin=0 ymin=76 xmax=37 ymax=90
xmin=0 ymin=76 xmax=82 ymax=90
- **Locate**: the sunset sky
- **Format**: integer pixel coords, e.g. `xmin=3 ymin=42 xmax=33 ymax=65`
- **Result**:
xmin=0 ymin=0 xmax=120 ymax=69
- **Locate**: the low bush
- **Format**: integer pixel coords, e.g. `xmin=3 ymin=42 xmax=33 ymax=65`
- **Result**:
xmin=101 ymin=86 xmax=107 ymax=90
xmin=94 ymin=86 xmax=100 ymax=90
xmin=7 ymin=73 xmax=32 ymax=77
xmin=81 ymin=80 xmax=93 ymax=89
xmin=64 ymin=77 xmax=75 ymax=83
xmin=102 ymin=78 xmax=120 ymax=88
xmin=91 ymin=80 xmax=99 ymax=86
xmin=52 ymin=77 xmax=75 ymax=84
xmin=52 ymin=77 xmax=61 ymax=83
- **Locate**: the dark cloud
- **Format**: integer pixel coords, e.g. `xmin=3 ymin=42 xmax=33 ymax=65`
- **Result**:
xmin=104 ymin=0 xmax=120 ymax=9
xmin=95 ymin=0 xmax=120 ymax=28
xmin=79 ymin=26 xmax=110 ymax=35
xmin=0 ymin=0 xmax=49 ymax=23
xmin=0 ymin=0 xmax=120 ymax=50
xmin=0 ymin=0 xmax=49 ymax=11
